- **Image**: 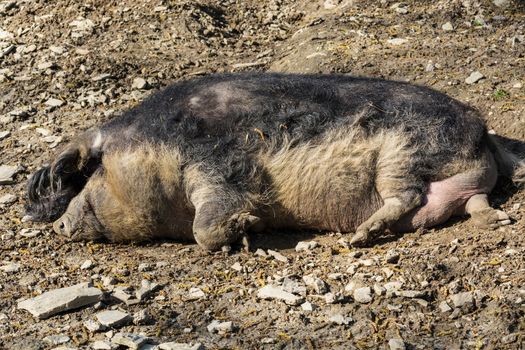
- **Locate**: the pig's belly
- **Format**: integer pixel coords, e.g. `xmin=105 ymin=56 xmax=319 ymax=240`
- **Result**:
xmin=393 ymin=172 xmax=495 ymax=232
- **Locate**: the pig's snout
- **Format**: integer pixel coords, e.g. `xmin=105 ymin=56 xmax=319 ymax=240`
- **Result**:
xmin=53 ymin=215 xmax=73 ymax=238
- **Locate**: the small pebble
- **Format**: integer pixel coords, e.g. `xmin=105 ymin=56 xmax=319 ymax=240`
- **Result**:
xmin=388 ymin=338 xmax=406 ymax=350
xmin=80 ymin=260 xmax=94 ymax=270
xmin=207 ymin=320 xmax=234 ymax=334
xmin=442 ymin=22 xmax=454 ymax=31
xmin=353 ymin=287 xmax=373 ymax=303
xmin=329 ymin=313 xmax=353 ymax=325
xmin=465 ymin=71 xmax=484 ymax=85
xmin=132 ymin=77 xmax=148 ymax=90
xmin=295 ymin=241 xmax=318 ymax=252
xmin=267 ymin=249 xmax=288 ymax=263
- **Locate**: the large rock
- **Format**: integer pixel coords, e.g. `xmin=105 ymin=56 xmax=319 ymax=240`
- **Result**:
xmin=17 ymin=283 xmax=103 ymax=319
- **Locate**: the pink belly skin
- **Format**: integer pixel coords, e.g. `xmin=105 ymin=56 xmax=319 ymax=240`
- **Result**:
xmin=393 ymin=168 xmax=497 ymax=232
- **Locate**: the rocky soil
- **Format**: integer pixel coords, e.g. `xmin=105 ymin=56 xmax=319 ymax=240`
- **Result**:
xmin=1 ymin=0 xmax=524 ymax=349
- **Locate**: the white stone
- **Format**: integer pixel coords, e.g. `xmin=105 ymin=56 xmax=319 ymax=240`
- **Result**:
xmin=267 ymin=249 xmax=288 ymax=263
xmin=92 ymin=340 xmax=112 ymax=350
xmin=80 ymin=260 xmax=94 ymax=270
xmin=0 ymin=165 xmax=18 ymax=184
xmin=389 ymin=338 xmax=406 ymax=350
xmin=137 ymin=263 xmax=152 ymax=272
xmin=17 ymin=283 xmax=103 ymax=319
xmin=187 ymin=287 xmax=206 ymax=300
xmin=69 ymin=18 xmax=95 ymax=32
xmin=387 ymin=38 xmax=408 ymax=45
xmin=45 ymin=98 xmax=65 ymax=107
xmin=133 ymin=308 xmax=151 ymax=325
xmin=329 ymin=313 xmax=353 ymax=325
xmin=373 ymin=283 xmax=386 ymax=296
xmin=132 ymin=77 xmax=148 ymax=90
xmin=493 ymin=0 xmax=511 ymax=8
xmin=450 ymin=292 xmax=474 ymax=308
xmin=465 ymin=71 xmax=484 ymax=85
xmin=43 ymin=335 xmax=70 ymax=345
xmin=353 ymin=287 xmax=373 ymax=303
xmin=439 ymin=301 xmax=452 ymax=313
xmin=328 ymin=273 xmax=344 ymax=280
xmin=0 ymin=30 xmax=13 ymax=40
xmin=397 ymin=290 xmax=424 ymax=298
xmin=303 ymin=275 xmax=328 ymax=294
xmin=92 ymin=73 xmax=111 ymax=81
xmin=49 ymin=46 xmax=66 ymax=54
xmin=442 ymin=22 xmax=454 ymax=31
xmin=136 ymin=279 xmax=161 ymax=300
xmin=384 ymin=281 xmax=403 ymax=294
xmin=83 ymin=319 xmax=104 ymax=332
xmin=0 ymin=194 xmax=17 ymax=205
xmin=35 ymin=127 xmax=52 ymax=136
xmin=96 ymin=310 xmax=131 ymax=328
xmin=255 ymin=248 xmax=267 ymax=257
xmin=112 ymin=287 xmax=138 ymax=305
xmin=112 ymin=333 xmax=149 ymax=350
xmin=207 ymin=320 xmax=234 ymax=334
xmin=231 ymin=262 xmax=243 ymax=271
xmin=0 ymin=131 xmax=10 ymax=140
xmin=158 ymin=343 xmax=204 ymax=350
xmin=19 ymin=229 xmax=41 ymax=238
xmin=301 ymin=301 xmax=314 ymax=312
xmin=295 ymin=241 xmax=318 ymax=252
xmin=257 ymin=285 xmax=304 ymax=305
xmin=0 ymin=262 xmax=20 ymax=273
xmin=344 ymin=281 xmax=358 ymax=293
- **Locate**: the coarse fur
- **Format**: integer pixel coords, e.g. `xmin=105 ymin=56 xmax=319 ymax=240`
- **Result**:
xmin=26 ymin=73 xmax=525 ymax=249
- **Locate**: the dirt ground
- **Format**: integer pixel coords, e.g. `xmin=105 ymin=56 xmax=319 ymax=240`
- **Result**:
xmin=0 ymin=0 xmax=524 ymax=349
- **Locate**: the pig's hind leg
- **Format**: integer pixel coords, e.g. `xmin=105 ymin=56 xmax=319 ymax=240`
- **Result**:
xmin=350 ymin=135 xmax=426 ymax=246
xmin=393 ymin=149 xmax=510 ymax=232
xmin=462 ymin=194 xmax=511 ymax=228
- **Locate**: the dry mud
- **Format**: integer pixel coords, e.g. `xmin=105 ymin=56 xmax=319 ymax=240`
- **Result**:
xmin=0 ymin=0 xmax=524 ymax=349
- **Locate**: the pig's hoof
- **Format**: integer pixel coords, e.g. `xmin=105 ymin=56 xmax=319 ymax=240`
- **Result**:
xmin=351 ymin=220 xmax=385 ymax=246
xmin=228 ymin=212 xmax=261 ymax=231
xmin=470 ymin=208 xmax=511 ymax=229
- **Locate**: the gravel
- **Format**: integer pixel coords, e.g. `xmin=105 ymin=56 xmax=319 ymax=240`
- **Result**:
xmin=1 ymin=1 xmax=524 ymax=349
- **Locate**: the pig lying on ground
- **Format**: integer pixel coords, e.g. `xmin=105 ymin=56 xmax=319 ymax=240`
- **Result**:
xmin=26 ymin=73 xmax=525 ymax=250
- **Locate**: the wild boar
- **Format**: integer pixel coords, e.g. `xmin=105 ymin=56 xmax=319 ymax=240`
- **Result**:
xmin=26 ymin=73 xmax=524 ymax=250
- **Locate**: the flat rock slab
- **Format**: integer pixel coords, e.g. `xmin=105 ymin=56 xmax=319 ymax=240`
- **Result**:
xmin=159 ymin=342 xmax=205 ymax=350
xmin=17 ymin=283 xmax=103 ymax=319
xmin=0 ymin=165 xmax=19 ymax=185
xmin=257 ymin=285 xmax=304 ymax=305
xmin=112 ymin=333 xmax=149 ymax=349
xmin=96 ymin=310 xmax=132 ymax=328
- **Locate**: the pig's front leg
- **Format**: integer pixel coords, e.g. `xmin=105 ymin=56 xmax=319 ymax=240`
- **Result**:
xmin=184 ymin=167 xmax=261 ymax=251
